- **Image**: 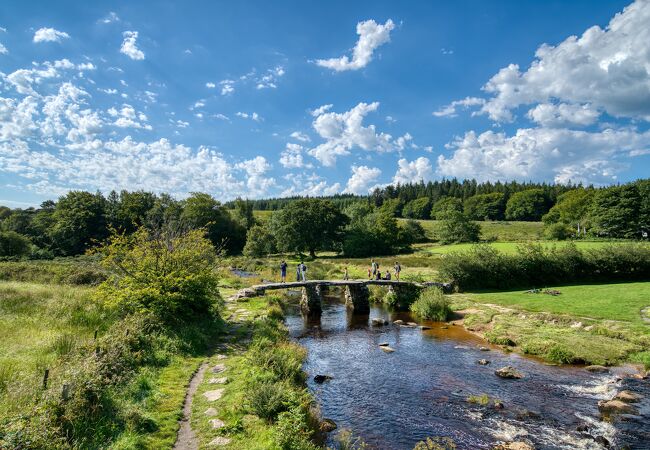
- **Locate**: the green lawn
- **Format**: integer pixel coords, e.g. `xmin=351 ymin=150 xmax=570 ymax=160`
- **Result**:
xmin=469 ymin=281 xmax=650 ymax=326
xmin=409 ymin=219 xmax=544 ymax=242
xmin=422 ymin=240 xmax=618 ymax=255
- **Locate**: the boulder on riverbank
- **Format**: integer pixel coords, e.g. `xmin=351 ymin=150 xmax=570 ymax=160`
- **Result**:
xmin=372 ymin=318 xmax=388 ymax=326
xmin=585 ymin=365 xmax=609 ymax=373
xmin=478 ymin=359 xmax=490 ymax=365
xmin=320 ymin=418 xmax=337 ymax=432
xmin=493 ymin=442 xmax=534 ymax=450
xmin=393 ymin=320 xmax=404 ymax=325
xmin=495 ymin=366 xmax=524 ymax=379
xmin=314 ymin=374 xmax=333 ymax=383
xmin=614 ymin=390 xmax=641 ymax=403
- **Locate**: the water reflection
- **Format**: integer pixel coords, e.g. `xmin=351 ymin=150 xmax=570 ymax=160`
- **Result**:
xmin=284 ymin=295 xmax=645 ymax=450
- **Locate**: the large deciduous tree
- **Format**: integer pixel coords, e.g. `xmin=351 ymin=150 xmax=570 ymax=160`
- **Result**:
xmin=590 ymin=185 xmax=640 ymax=239
xmin=181 ymin=193 xmax=246 ymax=254
xmin=50 ymin=191 xmax=108 ymax=255
xmin=463 ymin=193 xmax=505 ymax=220
xmin=505 ymin=189 xmax=550 ymax=221
xmin=270 ymin=198 xmax=348 ymax=257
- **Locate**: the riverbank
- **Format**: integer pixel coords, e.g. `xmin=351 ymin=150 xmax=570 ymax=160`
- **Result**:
xmin=448 ymin=282 xmax=650 ymax=369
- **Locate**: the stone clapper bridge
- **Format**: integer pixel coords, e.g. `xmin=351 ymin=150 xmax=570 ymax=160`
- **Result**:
xmin=231 ymin=279 xmax=452 ymax=318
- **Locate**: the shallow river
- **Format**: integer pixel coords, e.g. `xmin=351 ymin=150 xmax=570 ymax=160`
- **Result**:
xmin=284 ymin=293 xmax=649 ymax=450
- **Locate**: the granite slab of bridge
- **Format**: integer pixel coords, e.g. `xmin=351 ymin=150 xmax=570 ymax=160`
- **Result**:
xmin=231 ymin=279 xmax=452 ymax=318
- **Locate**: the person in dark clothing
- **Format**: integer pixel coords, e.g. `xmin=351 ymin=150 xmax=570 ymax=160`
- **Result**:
xmin=280 ymin=260 xmax=287 ymax=283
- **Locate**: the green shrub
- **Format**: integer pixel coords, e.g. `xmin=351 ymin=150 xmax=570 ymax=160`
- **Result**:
xmin=439 ymin=242 xmax=650 ymax=290
xmin=274 ymin=404 xmax=319 ymax=450
xmin=467 ymin=393 xmax=490 ymax=405
xmin=544 ymin=223 xmax=573 ymax=240
xmin=0 ymin=231 xmax=31 ymax=257
xmin=247 ymin=380 xmax=295 ymax=422
xmin=546 ymin=344 xmax=580 ymax=364
xmin=410 ymin=288 xmax=451 ymax=321
xmin=437 ymin=211 xmax=480 ymax=244
xmin=96 ymin=227 xmax=222 ymax=323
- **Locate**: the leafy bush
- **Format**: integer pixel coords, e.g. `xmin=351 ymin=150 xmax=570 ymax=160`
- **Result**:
xmin=430 ymin=197 xmax=463 ymax=220
xmin=402 ymin=197 xmax=432 ymax=220
xmin=544 ymin=222 xmax=572 ymax=240
xmin=401 ymin=219 xmax=428 ymax=243
xmin=243 ymin=224 xmax=277 ymax=257
xmin=410 ymin=288 xmax=451 ymax=321
xmin=439 ymin=242 xmax=650 ymax=290
xmin=96 ymin=227 xmax=222 ymax=323
xmin=274 ymin=404 xmax=319 ymax=450
xmin=437 ymin=211 xmax=480 ymax=244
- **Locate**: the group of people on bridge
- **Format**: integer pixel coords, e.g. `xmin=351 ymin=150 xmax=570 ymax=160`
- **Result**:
xmin=278 ymin=259 xmax=402 ymax=283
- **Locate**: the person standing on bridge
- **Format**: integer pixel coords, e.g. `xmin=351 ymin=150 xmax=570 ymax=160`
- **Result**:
xmin=296 ymin=264 xmax=301 ymax=281
xmin=394 ymin=261 xmax=401 ymax=281
xmin=371 ymin=259 xmax=378 ymax=279
xmin=300 ymin=261 xmax=307 ymax=281
xmin=343 ymin=266 xmax=349 ymax=280
xmin=280 ymin=260 xmax=287 ymax=283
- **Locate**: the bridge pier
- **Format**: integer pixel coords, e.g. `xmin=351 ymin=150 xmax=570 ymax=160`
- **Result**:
xmin=345 ymin=283 xmax=370 ymax=314
xmin=300 ymin=284 xmax=323 ymax=318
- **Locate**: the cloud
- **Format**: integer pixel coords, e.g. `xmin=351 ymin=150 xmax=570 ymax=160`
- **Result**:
xmin=236 ymin=112 xmax=261 ymax=122
xmin=433 ymin=97 xmax=485 ymax=117
xmin=472 ymin=0 xmax=650 ymax=122
xmin=279 ymin=143 xmax=312 ymax=168
xmin=108 ymin=104 xmax=152 ymax=130
xmin=235 ymin=156 xmax=276 ymax=196
xmin=219 ymin=80 xmax=235 ymax=95
xmin=307 ymin=102 xmax=415 ymax=166
xmin=310 ymin=104 xmax=333 ymax=117
xmin=280 ymin=173 xmax=341 ymax=197
xmin=392 ymin=157 xmax=433 ymax=185
xmin=256 ymin=66 xmax=285 ymax=89
xmin=33 ymin=27 xmax=70 ymax=43
xmin=206 ymin=82 xmax=216 ymax=88
xmin=99 ymin=12 xmax=120 ymax=24
xmin=120 ymin=31 xmax=145 ymax=60
xmin=0 ymin=43 xmax=7 ymax=55
xmin=344 ymin=165 xmax=382 ymax=194
xmin=526 ymin=103 xmax=600 ymax=127
xmin=315 ymin=19 xmax=395 ymax=71
xmin=289 ymin=131 xmax=310 ymax=142
xmin=437 ymin=127 xmax=650 ymax=185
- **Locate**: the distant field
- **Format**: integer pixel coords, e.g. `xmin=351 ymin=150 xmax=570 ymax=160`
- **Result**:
xmin=407 ymin=219 xmax=544 ymax=242
xmin=469 ymin=281 xmax=650 ymax=326
xmin=252 ymin=210 xmax=273 ymax=221
xmin=422 ymin=240 xmax=618 ymax=255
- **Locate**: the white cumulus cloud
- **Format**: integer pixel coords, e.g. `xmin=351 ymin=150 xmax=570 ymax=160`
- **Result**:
xmin=315 ymin=19 xmax=395 ymax=71
xmin=120 ymin=31 xmax=145 ymax=60
xmin=33 ymin=27 xmax=70 ymax=43
xmin=344 ymin=165 xmax=382 ymax=194
xmin=392 ymin=157 xmax=433 ymax=185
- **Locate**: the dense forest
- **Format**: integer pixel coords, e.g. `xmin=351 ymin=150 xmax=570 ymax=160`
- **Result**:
xmin=1 ymin=178 xmax=649 ymax=259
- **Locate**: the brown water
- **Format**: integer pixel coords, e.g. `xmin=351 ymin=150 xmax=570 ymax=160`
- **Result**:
xmin=284 ymin=294 xmax=650 ymax=449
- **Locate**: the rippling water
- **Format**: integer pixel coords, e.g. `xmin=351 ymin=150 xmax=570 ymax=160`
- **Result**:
xmin=284 ymin=294 xmax=648 ymax=450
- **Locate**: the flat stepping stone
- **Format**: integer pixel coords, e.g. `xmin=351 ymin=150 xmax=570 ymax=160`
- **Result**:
xmin=203 ymin=389 xmax=225 ymax=401
xmin=211 ymin=364 xmax=227 ymax=373
xmin=209 ymin=377 xmax=228 ymax=384
xmin=208 ymin=437 xmax=231 ymax=446
xmin=216 ymin=354 xmax=227 ymax=360
xmin=209 ymin=418 xmax=226 ymax=429
xmin=204 ymin=407 xmax=218 ymax=416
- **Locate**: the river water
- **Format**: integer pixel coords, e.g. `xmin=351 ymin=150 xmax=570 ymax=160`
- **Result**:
xmin=284 ymin=292 xmax=649 ymax=450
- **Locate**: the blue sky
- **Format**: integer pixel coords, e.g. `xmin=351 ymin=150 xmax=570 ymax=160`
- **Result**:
xmin=1 ymin=0 xmax=649 ymax=207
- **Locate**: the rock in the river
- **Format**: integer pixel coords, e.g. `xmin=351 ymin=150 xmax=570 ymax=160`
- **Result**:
xmin=314 ymin=374 xmax=333 ymax=383
xmin=493 ymin=400 xmax=504 ymax=410
xmin=493 ymin=442 xmax=534 ymax=450
xmin=380 ymin=346 xmax=396 ymax=353
xmin=598 ymin=399 xmax=638 ymax=415
xmin=419 ymin=325 xmax=431 ymax=330
xmin=594 ymin=435 xmax=610 ymax=447
xmin=495 ymin=366 xmax=524 ymax=379
xmin=479 ymin=346 xmax=490 ymax=352
xmin=393 ymin=320 xmax=404 ymax=325
xmin=614 ymin=390 xmax=641 ymax=403
xmin=379 ymin=342 xmax=390 ymax=347
xmin=585 ymin=365 xmax=609 ymax=373
xmin=319 ymin=418 xmax=337 ymax=432
xmin=477 ymin=359 xmax=490 ymax=365
xmin=371 ymin=318 xmax=388 ymax=326
xmin=407 ymin=322 xmax=418 ymax=327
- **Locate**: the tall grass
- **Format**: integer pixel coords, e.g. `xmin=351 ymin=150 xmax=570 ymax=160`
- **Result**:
xmin=410 ymin=287 xmax=452 ymax=321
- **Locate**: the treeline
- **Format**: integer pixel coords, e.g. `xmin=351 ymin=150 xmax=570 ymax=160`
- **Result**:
xmin=224 ymin=193 xmax=362 ymax=211
xmin=0 ymin=191 xmax=251 ymax=258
